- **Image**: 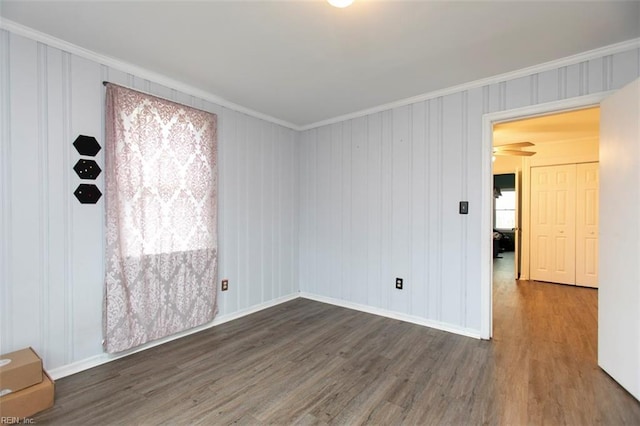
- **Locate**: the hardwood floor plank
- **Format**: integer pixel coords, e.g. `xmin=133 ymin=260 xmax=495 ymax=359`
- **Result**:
xmin=34 ymin=257 xmax=640 ymax=425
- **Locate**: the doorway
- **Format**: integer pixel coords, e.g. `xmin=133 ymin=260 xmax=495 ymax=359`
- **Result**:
xmin=479 ymin=93 xmax=608 ymax=339
xmin=492 ymin=108 xmax=600 ymax=286
xmin=493 ymin=173 xmax=517 ymax=268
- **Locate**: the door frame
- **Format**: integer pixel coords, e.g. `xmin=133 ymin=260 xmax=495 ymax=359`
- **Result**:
xmin=515 ymin=170 xmax=522 ymax=279
xmin=480 ymin=92 xmax=612 ymax=339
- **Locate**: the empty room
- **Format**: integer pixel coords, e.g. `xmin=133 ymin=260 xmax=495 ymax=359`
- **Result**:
xmin=1 ymin=1 xmax=639 ymax=424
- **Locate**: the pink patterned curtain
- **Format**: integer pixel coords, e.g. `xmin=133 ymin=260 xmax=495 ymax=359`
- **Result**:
xmin=103 ymin=84 xmax=218 ymax=353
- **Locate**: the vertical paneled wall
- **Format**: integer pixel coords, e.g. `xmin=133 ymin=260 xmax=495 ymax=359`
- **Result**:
xmin=0 ymin=29 xmax=299 ymax=372
xmin=298 ymin=47 xmax=640 ymax=335
xmin=2 ymin=24 xmax=639 ymax=375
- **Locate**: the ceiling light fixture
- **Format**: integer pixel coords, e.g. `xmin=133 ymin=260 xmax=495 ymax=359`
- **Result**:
xmin=328 ymin=0 xmax=354 ymax=8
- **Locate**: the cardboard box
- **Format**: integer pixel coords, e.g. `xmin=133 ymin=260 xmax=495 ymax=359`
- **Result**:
xmin=0 ymin=348 xmax=42 ymax=396
xmin=0 ymin=370 xmax=54 ymax=421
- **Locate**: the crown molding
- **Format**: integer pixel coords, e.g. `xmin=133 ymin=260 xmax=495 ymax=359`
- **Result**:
xmin=2 ymin=18 xmax=638 ymax=133
xmin=0 ymin=18 xmax=300 ymax=130
xmin=299 ymin=37 xmax=640 ymax=131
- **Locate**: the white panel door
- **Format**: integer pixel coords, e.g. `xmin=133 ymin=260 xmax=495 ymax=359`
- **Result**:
xmin=575 ymin=162 xmax=599 ymax=288
xmin=598 ymin=78 xmax=640 ymax=401
xmin=530 ymin=164 xmax=576 ymax=285
xmin=530 ymin=167 xmax=554 ymax=283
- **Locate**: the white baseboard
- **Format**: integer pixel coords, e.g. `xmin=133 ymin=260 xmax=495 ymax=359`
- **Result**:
xmin=48 ymin=293 xmax=299 ymax=380
xmin=49 ymin=291 xmax=482 ymax=379
xmin=299 ymin=292 xmax=482 ymax=340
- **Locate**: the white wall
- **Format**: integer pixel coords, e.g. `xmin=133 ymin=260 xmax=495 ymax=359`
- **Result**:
xmin=493 ymin=137 xmax=599 ymax=175
xmin=493 ymin=155 xmax=522 ymax=175
xmin=298 ymin=47 xmax=640 ymax=336
xmin=0 ymin=29 xmax=299 ymax=374
xmin=2 ymin=24 xmax=639 ymax=378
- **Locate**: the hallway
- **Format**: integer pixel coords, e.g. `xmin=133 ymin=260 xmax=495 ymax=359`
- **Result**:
xmin=491 ymin=252 xmax=639 ymax=423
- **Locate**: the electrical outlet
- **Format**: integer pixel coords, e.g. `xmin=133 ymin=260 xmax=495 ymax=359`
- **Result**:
xmin=221 ymin=279 xmax=229 ymax=291
xmin=396 ymin=278 xmax=403 ymax=290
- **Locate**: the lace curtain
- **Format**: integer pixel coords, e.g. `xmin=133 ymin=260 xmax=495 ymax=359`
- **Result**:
xmin=103 ymin=84 xmax=218 ymax=353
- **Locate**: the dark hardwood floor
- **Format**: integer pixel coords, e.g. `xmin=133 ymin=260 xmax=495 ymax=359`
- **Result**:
xmin=35 ymin=256 xmax=640 ymax=424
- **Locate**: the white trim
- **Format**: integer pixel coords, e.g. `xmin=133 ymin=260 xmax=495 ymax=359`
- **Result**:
xmin=481 ymin=113 xmax=493 ymax=340
xmin=480 ymin=92 xmax=612 ymax=340
xmin=300 ymin=292 xmax=481 ymax=340
xmin=300 ymin=38 xmax=640 ymax=131
xmin=0 ymin=19 xmax=299 ymax=131
xmin=48 ymin=293 xmax=299 ymax=380
xmin=50 ymin=286 xmax=488 ymax=379
xmin=1 ymin=19 xmax=638 ymax=133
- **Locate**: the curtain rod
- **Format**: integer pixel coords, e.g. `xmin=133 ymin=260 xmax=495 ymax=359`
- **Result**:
xmin=102 ymin=80 xmax=178 ymax=102
xmin=103 ymin=81 xmax=128 ymax=88
xmin=101 ymin=81 xmax=217 ymax=115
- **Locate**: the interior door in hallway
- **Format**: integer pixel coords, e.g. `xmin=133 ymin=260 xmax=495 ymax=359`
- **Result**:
xmin=575 ymin=162 xmax=599 ymax=287
xmin=514 ymin=170 xmax=522 ymax=279
xmin=530 ymin=164 xmax=576 ymax=285
xmin=598 ymin=77 xmax=640 ymax=401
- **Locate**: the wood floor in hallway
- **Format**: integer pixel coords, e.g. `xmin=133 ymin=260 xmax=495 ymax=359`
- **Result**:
xmin=35 ymin=259 xmax=640 ymax=424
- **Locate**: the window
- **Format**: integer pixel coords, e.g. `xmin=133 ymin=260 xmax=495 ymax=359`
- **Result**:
xmin=103 ymin=83 xmax=218 ymax=353
xmin=495 ymin=189 xmax=516 ymax=229
xmin=105 ymin=87 xmax=217 ymax=257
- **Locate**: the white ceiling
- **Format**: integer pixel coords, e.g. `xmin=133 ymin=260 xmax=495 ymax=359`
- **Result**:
xmin=2 ymin=1 xmax=639 ymax=128
xmin=494 ymin=107 xmax=600 ymax=147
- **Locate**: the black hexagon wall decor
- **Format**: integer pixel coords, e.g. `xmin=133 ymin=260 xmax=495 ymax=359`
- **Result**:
xmin=73 ymin=135 xmax=101 ymax=156
xmin=73 ymin=159 xmax=102 ymax=180
xmin=74 ymin=184 xmax=102 ymax=204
